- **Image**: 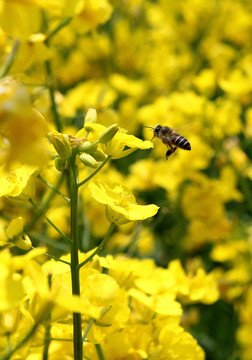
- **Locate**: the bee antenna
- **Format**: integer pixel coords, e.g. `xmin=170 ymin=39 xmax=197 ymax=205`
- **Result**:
xmin=144 ymin=126 xmax=154 ymax=130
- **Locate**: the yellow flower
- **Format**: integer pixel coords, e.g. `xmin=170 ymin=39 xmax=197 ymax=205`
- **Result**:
xmin=89 ymin=181 xmax=159 ymax=224
xmin=193 ymin=69 xmax=216 ymax=97
xmin=0 ymin=78 xmax=48 ymax=167
xmin=219 ymin=69 xmax=252 ymax=98
xmin=129 ymin=288 xmax=182 ymax=318
xmin=10 ymin=34 xmax=51 ymax=74
xmin=109 ymin=73 xmax=147 ymax=98
xmin=187 ymin=268 xmax=219 ymax=305
xmin=0 ymin=250 xmax=24 ymax=312
xmin=0 ymin=163 xmax=36 ymax=199
xmin=0 ymin=1 xmax=41 ymax=38
xmin=84 ymin=122 xmax=153 ymax=159
xmin=62 ymin=79 xmax=117 ymax=113
xmin=73 ymin=0 xmax=113 ymax=33
xmin=98 ymin=255 xmax=155 ymax=290
xmin=159 ymin=324 xmax=204 ymax=360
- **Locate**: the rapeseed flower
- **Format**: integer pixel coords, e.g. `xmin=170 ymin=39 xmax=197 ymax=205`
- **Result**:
xmin=0 ymin=164 xmax=36 ymax=199
xmin=89 ymin=181 xmax=159 ymax=224
xmin=0 ymin=78 xmax=48 ymax=166
xmin=84 ymin=122 xmax=153 ymax=159
xmin=0 ymin=250 xmax=24 ymax=312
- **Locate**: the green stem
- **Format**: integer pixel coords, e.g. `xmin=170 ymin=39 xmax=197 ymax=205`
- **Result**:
xmin=78 ymin=156 xmax=111 ymax=188
xmin=25 ymin=174 xmax=64 ymax=233
xmin=78 ymin=223 xmax=115 ymax=270
xmin=2 ymin=324 xmax=39 ymax=360
xmin=37 ymin=174 xmax=70 ymax=202
xmin=42 ymin=11 xmax=62 ymax=133
xmin=95 ymin=344 xmax=105 ymax=360
xmin=82 ymin=318 xmax=95 ymax=342
xmin=28 ymin=232 xmax=69 ymax=251
xmin=45 ymin=59 xmax=62 ymax=132
xmin=0 ymin=39 xmax=20 ymax=77
xmin=43 ymin=274 xmax=52 ymax=360
xmin=46 ymin=17 xmax=73 ymax=42
xmin=2 ymin=302 xmax=53 ymax=360
xmin=43 ymin=252 xmax=71 ymax=265
xmin=51 ymin=338 xmax=73 ymax=342
xmin=69 ymin=155 xmax=83 ymax=360
xmin=109 ymin=222 xmax=142 ymax=255
xmin=29 ymin=199 xmax=72 ymax=245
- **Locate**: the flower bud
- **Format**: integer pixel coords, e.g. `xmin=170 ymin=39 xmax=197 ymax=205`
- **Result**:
xmin=84 ymin=108 xmax=97 ymax=124
xmin=15 ymin=234 xmax=32 ymax=250
xmin=79 ymin=153 xmax=98 ymax=168
xmin=6 ymin=217 xmax=32 ymax=250
xmin=55 ymin=157 xmax=67 ymax=172
xmin=49 ymin=131 xmax=72 ymax=160
xmin=79 ymin=141 xmax=98 ymax=154
xmin=99 ymin=124 xmax=119 ymax=144
xmin=92 ymin=150 xmax=107 ymax=162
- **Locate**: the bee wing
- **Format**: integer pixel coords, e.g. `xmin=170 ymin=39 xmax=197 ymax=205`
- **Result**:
xmin=172 ymin=122 xmax=195 ymax=133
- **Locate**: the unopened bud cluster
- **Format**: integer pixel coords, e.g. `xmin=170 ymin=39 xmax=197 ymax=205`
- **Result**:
xmin=49 ymin=115 xmax=119 ymax=171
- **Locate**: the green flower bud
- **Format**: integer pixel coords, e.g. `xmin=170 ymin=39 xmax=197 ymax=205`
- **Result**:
xmin=79 ymin=153 xmax=98 ymax=168
xmin=55 ymin=157 xmax=67 ymax=172
xmin=92 ymin=150 xmax=107 ymax=162
xmin=49 ymin=131 xmax=72 ymax=160
xmin=99 ymin=124 xmax=119 ymax=144
xmin=79 ymin=141 xmax=98 ymax=154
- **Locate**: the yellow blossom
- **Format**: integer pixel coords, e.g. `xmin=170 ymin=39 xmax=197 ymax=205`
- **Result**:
xmin=0 ymin=163 xmax=36 ymax=199
xmin=0 ymin=1 xmax=42 ymax=38
xmin=0 ymin=78 xmax=48 ymax=166
xmin=89 ymin=181 xmax=159 ymax=224
xmin=84 ymin=122 xmax=153 ymax=159
xmin=0 ymin=250 xmax=24 ymax=312
xmin=219 ymin=69 xmax=252 ymax=98
xmin=159 ymin=324 xmax=204 ymax=360
xmin=72 ymin=0 xmax=113 ymax=33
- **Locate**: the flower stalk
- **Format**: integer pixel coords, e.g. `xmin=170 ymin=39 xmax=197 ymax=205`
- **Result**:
xmin=68 ymin=154 xmax=82 ymax=360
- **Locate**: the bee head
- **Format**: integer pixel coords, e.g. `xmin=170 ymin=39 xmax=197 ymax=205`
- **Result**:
xmin=153 ymin=124 xmax=162 ymax=135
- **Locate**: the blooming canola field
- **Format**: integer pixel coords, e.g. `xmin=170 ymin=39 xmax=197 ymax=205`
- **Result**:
xmin=0 ymin=1 xmax=252 ymax=359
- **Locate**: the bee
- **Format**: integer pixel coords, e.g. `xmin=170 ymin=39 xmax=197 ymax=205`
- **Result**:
xmin=145 ymin=124 xmax=191 ymax=159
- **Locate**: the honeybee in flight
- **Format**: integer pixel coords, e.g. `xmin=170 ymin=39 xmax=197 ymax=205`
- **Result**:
xmin=145 ymin=124 xmax=191 ymax=159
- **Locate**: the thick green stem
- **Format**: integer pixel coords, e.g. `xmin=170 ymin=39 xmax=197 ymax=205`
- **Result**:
xmin=69 ymin=156 xmax=83 ymax=360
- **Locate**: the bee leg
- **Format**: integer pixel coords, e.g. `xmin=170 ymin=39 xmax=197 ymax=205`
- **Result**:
xmin=166 ymin=147 xmax=177 ymax=159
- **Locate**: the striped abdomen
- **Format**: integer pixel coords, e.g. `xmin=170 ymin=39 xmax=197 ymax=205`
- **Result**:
xmin=170 ymin=134 xmax=191 ymax=150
